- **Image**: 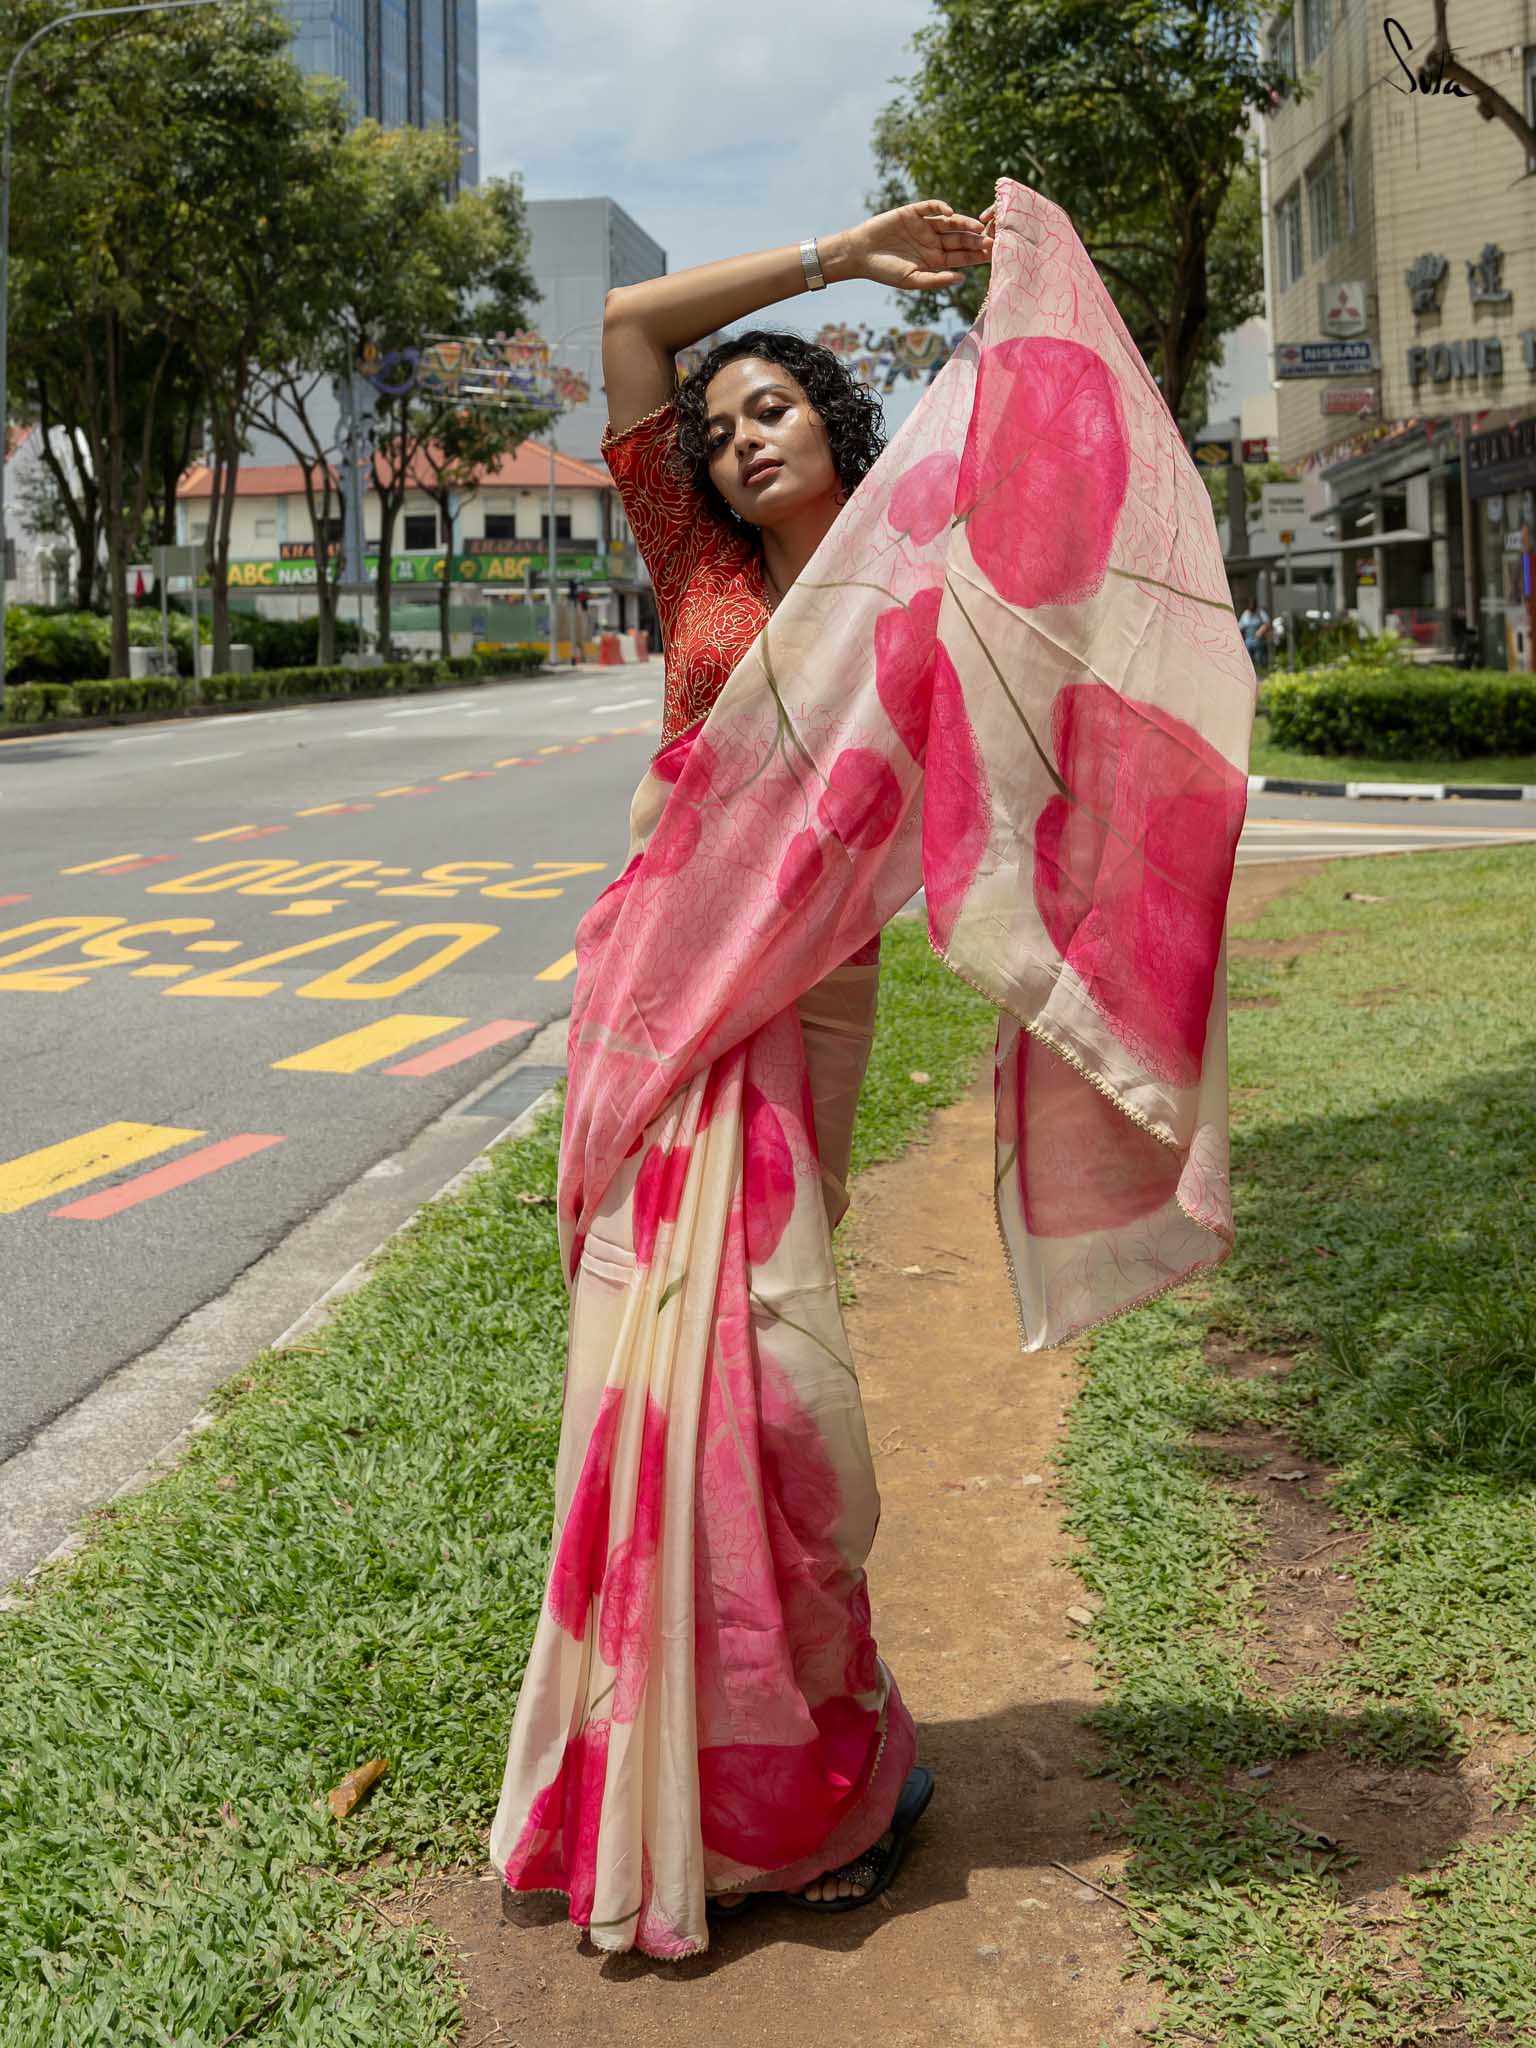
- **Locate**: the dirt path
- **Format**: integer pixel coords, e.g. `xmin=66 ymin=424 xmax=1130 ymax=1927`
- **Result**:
xmin=395 ymin=862 xmax=1332 ymax=2048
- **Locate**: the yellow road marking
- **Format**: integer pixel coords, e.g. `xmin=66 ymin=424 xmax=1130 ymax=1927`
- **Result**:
xmin=375 ymin=785 xmax=418 ymax=797
xmin=297 ymin=803 xmax=355 ymax=816
xmin=194 ymin=826 xmax=264 ymax=843
xmin=536 ymin=950 xmax=578 ymax=981
xmin=494 ymin=757 xmax=526 ymax=767
xmin=0 ymin=1122 xmax=204 ymax=1215
xmin=271 ymin=901 xmax=347 ymax=915
xmin=439 ymin=770 xmax=476 ymax=782
xmin=273 ymin=1015 xmax=468 ymax=1073
xmin=60 ymin=855 xmax=142 ymax=874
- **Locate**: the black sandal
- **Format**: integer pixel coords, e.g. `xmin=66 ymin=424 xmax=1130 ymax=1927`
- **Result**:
xmin=784 ymin=1765 xmax=935 ymax=1915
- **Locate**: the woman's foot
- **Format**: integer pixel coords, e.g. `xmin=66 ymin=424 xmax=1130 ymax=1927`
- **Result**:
xmin=795 ymin=1832 xmax=891 ymax=1903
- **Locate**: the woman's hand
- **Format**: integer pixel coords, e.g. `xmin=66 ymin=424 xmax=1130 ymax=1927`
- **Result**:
xmin=833 ymin=200 xmax=993 ymax=291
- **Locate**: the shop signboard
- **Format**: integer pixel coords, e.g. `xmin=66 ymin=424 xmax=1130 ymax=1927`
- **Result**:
xmin=1321 ymin=387 xmax=1377 ymax=416
xmin=1188 ymin=435 xmax=1235 ymax=469
xmin=220 ymin=549 xmax=612 ymax=590
xmin=1318 ymin=280 xmax=1368 ymax=336
xmin=1259 ymin=485 xmax=1308 ymax=530
xmin=1241 ymin=436 xmax=1271 ymax=462
xmin=1275 ymin=338 xmax=1378 ymax=378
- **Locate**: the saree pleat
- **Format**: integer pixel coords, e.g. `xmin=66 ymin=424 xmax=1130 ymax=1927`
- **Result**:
xmin=489 ymin=174 xmax=1256 ymax=1957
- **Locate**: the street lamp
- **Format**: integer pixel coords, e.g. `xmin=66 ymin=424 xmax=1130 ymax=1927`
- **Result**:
xmin=1 ymin=0 xmax=226 ymax=698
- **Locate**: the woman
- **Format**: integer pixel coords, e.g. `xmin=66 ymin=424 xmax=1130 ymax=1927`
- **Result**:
xmin=489 ymin=180 xmax=1253 ymax=1959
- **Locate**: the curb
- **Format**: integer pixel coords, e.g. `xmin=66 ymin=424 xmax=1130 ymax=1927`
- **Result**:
xmin=0 ymin=1037 xmax=568 ymax=1608
xmin=1249 ymin=774 xmax=1536 ymax=804
xmin=0 ymin=666 xmax=556 ymax=745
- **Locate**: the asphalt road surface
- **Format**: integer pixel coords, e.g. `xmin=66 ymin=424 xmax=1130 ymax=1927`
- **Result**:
xmin=3 ymin=657 xmax=1532 ymax=1576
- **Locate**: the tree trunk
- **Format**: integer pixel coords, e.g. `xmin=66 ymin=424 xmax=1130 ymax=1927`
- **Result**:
xmin=375 ymin=502 xmax=397 ymax=659
xmin=104 ymin=311 xmax=131 ymax=677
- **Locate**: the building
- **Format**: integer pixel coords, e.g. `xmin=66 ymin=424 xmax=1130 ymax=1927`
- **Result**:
xmin=1259 ymin=0 xmax=1536 ymax=666
xmin=523 ymin=198 xmax=670 ymax=462
xmin=175 ymin=438 xmax=653 ymax=652
xmin=283 ymin=0 xmax=478 ymax=184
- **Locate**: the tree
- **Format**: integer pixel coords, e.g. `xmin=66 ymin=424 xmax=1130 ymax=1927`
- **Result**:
xmin=871 ymin=0 xmax=1284 ymax=427
xmin=356 ymin=160 xmax=544 ymax=654
xmin=414 ymin=404 xmax=533 ymax=658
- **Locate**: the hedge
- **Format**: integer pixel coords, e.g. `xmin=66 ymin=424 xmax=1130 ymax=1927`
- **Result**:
xmin=1 ymin=604 xmax=364 ymax=684
xmin=0 ymin=646 xmax=544 ymax=728
xmin=1264 ymin=663 xmax=1536 ymax=760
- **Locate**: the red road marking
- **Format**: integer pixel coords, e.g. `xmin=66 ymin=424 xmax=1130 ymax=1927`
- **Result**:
xmin=220 ymin=826 xmax=290 ymax=841
xmin=50 ymin=1133 xmax=285 ymax=1219
xmin=91 ymin=854 xmax=182 ymax=875
xmin=0 ymin=894 xmax=32 ymax=907
xmin=383 ymin=1019 xmax=537 ymax=1076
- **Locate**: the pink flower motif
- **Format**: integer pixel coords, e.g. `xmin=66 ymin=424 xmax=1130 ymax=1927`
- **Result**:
xmin=887 ymin=448 xmax=960 ymax=544
xmin=874 ymin=586 xmax=943 ymax=761
xmin=632 ymin=1140 xmax=691 ymax=1265
xmin=1010 ymin=1029 xmax=1183 ymax=1237
xmin=775 ymin=828 xmax=824 ymax=910
xmin=816 ymin=748 xmax=902 ymax=851
xmin=502 ymin=1716 xmax=612 ymax=1924
xmin=743 ymin=1088 xmax=797 ymax=1264
xmin=598 ymin=1397 xmax=667 ymax=1722
xmin=643 ymin=797 xmax=699 ymax=876
xmin=922 ymin=645 xmax=992 ymax=949
xmin=546 ymin=1386 xmax=621 ymax=1636
xmin=957 ymin=336 xmax=1128 ymax=609
xmin=1032 ymin=681 xmax=1246 ymax=1085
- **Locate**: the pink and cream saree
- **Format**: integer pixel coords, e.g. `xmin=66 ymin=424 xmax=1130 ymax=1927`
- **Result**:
xmin=488 ymin=176 xmax=1257 ymax=1956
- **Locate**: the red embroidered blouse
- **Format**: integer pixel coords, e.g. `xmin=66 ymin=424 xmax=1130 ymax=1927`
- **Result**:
xmin=600 ymin=397 xmax=772 ymax=746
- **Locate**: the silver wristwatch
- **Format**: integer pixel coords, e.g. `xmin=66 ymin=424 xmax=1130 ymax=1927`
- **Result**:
xmin=800 ymin=236 xmax=827 ymax=292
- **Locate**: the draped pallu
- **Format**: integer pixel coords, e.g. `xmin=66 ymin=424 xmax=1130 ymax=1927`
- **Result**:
xmin=488 ymin=175 xmax=1258 ymax=1957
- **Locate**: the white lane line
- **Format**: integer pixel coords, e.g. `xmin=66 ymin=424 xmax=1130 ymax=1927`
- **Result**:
xmin=589 ymin=696 xmax=653 ymax=714
xmin=169 ymin=752 xmax=243 ymax=767
xmin=551 ymin=696 xmax=577 ymax=707
xmin=383 ymin=705 xmax=446 ymax=719
xmin=345 ymin=726 xmax=399 ymax=737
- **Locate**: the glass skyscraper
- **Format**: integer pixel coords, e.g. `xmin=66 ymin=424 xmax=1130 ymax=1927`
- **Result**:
xmin=282 ymin=0 xmax=479 ymax=184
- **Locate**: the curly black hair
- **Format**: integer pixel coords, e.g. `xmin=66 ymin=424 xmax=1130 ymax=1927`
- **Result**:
xmin=670 ymin=329 xmax=886 ymax=536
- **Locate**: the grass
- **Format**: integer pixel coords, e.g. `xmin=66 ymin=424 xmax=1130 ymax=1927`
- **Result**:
xmin=0 ymin=913 xmax=995 ymax=2046
xmin=1055 ymin=840 xmax=1536 ymax=2044
xmin=1248 ymin=707 xmax=1536 ymax=786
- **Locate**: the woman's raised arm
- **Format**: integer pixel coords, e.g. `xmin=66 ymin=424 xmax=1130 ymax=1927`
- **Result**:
xmin=600 ymin=201 xmax=993 ymax=438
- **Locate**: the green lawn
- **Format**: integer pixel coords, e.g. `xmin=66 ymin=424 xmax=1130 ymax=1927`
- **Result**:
xmin=1249 ymin=708 xmax=1536 ymax=786
xmin=0 ymin=915 xmax=994 ymax=2046
xmin=1057 ymin=841 xmax=1536 ymax=2044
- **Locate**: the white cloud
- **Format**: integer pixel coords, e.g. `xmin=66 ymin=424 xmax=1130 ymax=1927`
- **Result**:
xmin=478 ymin=0 xmax=963 ymax=428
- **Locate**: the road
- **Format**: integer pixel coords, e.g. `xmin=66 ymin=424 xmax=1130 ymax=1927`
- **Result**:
xmin=3 ymin=656 xmax=1532 ymax=1584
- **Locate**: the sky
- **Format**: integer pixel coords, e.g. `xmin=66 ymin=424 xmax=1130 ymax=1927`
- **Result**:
xmin=477 ymin=0 xmax=954 ymax=435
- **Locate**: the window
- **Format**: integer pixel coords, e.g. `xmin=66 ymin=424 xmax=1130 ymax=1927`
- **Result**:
xmin=1307 ymin=151 xmax=1338 ymax=260
xmin=1301 ymin=0 xmax=1330 ymax=66
xmin=483 ymin=512 xmax=518 ymax=540
xmin=1339 ymin=121 xmax=1356 ymax=232
xmin=403 ymin=512 xmax=437 ymax=551
xmin=540 ymin=513 xmax=573 ymax=542
xmin=254 ymin=517 xmax=276 ymax=539
xmin=1268 ymin=11 xmax=1296 ymax=85
xmin=1275 ymin=187 xmax=1304 ymax=289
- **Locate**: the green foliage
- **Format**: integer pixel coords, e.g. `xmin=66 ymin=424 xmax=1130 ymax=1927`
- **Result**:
xmin=1 ymin=646 xmax=545 ymax=726
xmin=1056 ymin=842 xmax=1536 ymax=2043
xmin=869 ymin=0 xmax=1282 ymax=423
xmin=1265 ymin=666 xmax=1536 ymax=760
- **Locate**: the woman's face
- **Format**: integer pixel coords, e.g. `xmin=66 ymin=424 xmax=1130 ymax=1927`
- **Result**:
xmin=703 ymin=357 xmax=839 ymax=530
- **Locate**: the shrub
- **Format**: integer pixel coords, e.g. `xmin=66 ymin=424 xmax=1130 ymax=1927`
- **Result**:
xmin=1266 ymin=666 xmax=1536 ymax=760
